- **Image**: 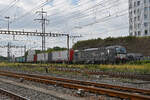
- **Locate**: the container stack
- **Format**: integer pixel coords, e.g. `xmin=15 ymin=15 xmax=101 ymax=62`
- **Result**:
xmin=27 ymin=50 xmax=36 ymax=62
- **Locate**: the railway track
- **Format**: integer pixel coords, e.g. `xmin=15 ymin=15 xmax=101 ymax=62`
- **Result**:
xmin=49 ymin=67 xmax=150 ymax=81
xmin=0 ymin=88 xmax=28 ymax=100
xmin=0 ymin=70 xmax=150 ymax=100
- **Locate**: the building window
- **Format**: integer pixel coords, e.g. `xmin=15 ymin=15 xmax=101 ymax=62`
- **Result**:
xmin=130 ymin=25 xmax=132 ymax=30
xmin=130 ymin=18 xmax=132 ymax=22
xmin=129 ymin=4 xmax=132 ymax=9
xmin=130 ymin=11 xmax=132 ymax=15
xmin=137 ymin=9 xmax=140 ymax=13
xmin=134 ymin=24 xmax=137 ymax=28
xmin=145 ymin=30 xmax=148 ymax=35
xmin=138 ymin=31 xmax=141 ymax=36
xmin=134 ymin=17 xmax=136 ymax=21
xmin=144 ymin=7 xmax=148 ymax=12
xmin=134 ymin=2 xmax=136 ymax=7
xmin=144 ymin=14 xmax=148 ymax=19
xmin=144 ymin=0 xmax=147 ymax=3
xmin=137 ymin=1 xmax=140 ymax=6
xmin=135 ymin=32 xmax=137 ymax=36
xmin=134 ymin=10 xmax=136 ymax=14
xmin=138 ymin=16 xmax=140 ymax=21
xmin=138 ymin=24 xmax=140 ymax=28
xmin=144 ymin=22 xmax=148 ymax=27
xmin=130 ymin=33 xmax=133 ymax=36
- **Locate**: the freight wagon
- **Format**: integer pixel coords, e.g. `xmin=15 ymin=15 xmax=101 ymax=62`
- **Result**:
xmin=51 ymin=50 xmax=73 ymax=63
xmin=15 ymin=57 xmax=26 ymax=63
xmin=24 ymin=45 xmax=127 ymax=64
xmin=26 ymin=55 xmax=35 ymax=62
xmin=37 ymin=53 xmax=52 ymax=62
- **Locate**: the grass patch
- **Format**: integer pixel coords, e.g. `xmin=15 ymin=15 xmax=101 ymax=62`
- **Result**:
xmin=0 ymin=62 xmax=149 ymax=74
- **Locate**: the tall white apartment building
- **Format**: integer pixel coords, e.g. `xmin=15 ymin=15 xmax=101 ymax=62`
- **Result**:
xmin=129 ymin=0 xmax=150 ymax=36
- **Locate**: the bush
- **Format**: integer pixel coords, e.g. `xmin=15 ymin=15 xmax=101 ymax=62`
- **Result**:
xmin=128 ymin=60 xmax=150 ymax=65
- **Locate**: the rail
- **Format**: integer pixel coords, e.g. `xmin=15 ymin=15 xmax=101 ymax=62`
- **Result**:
xmin=0 ymin=71 xmax=150 ymax=100
xmin=0 ymin=88 xmax=29 ymax=100
xmin=49 ymin=67 xmax=150 ymax=81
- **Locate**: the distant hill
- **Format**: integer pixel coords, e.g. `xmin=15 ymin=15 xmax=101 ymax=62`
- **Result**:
xmin=73 ymin=36 xmax=150 ymax=56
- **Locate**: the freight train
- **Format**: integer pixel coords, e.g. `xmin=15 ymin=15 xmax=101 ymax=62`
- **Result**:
xmin=15 ymin=45 xmax=127 ymax=64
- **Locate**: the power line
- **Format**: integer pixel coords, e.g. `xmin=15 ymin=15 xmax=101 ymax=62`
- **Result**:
xmin=0 ymin=0 xmax=17 ymax=14
xmin=35 ymin=8 xmax=48 ymax=51
xmin=72 ymin=9 xmax=128 ymax=30
xmin=15 ymin=0 xmax=118 ymax=28
xmin=11 ymin=0 xmax=98 ymax=28
xmin=11 ymin=0 xmax=53 ymax=24
xmin=48 ymin=0 xmax=126 ymax=27
xmin=0 ymin=0 xmax=20 ymax=16
xmin=47 ymin=0 xmax=119 ymax=24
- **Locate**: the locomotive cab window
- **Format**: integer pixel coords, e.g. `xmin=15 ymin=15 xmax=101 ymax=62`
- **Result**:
xmin=116 ymin=47 xmax=126 ymax=54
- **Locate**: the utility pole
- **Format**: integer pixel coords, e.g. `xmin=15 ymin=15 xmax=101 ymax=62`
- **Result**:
xmin=24 ymin=45 xmax=26 ymax=62
xmin=35 ymin=8 xmax=48 ymax=51
xmin=5 ymin=17 xmax=11 ymax=62
xmin=4 ymin=16 xmax=15 ymax=40
xmin=4 ymin=16 xmax=10 ymax=31
xmin=67 ymin=35 xmax=69 ymax=64
xmin=7 ymin=42 xmax=10 ymax=62
xmin=35 ymin=8 xmax=48 ymax=63
xmin=24 ymin=45 xmax=26 ymax=55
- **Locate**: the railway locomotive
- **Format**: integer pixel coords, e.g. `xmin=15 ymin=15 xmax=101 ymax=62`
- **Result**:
xmin=15 ymin=45 xmax=127 ymax=64
xmin=73 ymin=45 xmax=127 ymax=64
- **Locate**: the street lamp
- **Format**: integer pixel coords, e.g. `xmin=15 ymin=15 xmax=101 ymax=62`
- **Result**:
xmin=4 ymin=16 xmax=10 ymax=31
xmin=5 ymin=16 xmax=15 ymax=40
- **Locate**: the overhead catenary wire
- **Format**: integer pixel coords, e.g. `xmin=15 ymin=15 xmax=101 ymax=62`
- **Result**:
xmin=12 ymin=0 xmax=126 ymax=32
xmin=47 ymin=0 xmax=119 ymax=24
xmin=12 ymin=0 xmax=106 ymax=28
xmin=0 ymin=0 xmax=18 ymax=15
xmin=46 ymin=0 xmax=110 ymax=17
xmin=12 ymin=0 xmax=118 ymax=28
xmin=47 ymin=0 xmax=126 ymax=27
xmin=10 ymin=0 xmax=54 ymax=24
xmin=72 ymin=9 xmax=128 ymax=30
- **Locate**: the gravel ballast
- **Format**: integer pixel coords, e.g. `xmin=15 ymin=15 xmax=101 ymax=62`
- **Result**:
xmin=0 ymin=66 xmax=149 ymax=100
xmin=0 ymin=66 xmax=149 ymax=90
xmin=0 ymin=80 xmax=63 ymax=100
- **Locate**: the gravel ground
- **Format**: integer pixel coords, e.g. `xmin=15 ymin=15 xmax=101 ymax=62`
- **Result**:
xmin=0 ymin=66 xmax=149 ymax=100
xmin=0 ymin=94 xmax=11 ymax=100
xmin=0 ymin=80 xmax=63 ymax=100
xmin=0 ymin=76 xmax=119 ymax=100
xmin=0 ymin=66 xmax=149 ymax=90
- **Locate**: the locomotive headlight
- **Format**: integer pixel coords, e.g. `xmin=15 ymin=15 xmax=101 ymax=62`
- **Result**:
xmin=107 ymin=49 xmax=110 ymax=54
xmin=116 ymin=54 xmax=126 ymax=59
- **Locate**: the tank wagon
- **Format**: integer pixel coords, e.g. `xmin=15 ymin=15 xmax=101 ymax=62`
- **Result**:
xmin=23 ymin=45 xmax=127 ymax=64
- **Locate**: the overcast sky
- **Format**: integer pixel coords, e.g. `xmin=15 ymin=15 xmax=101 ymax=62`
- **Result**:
xmin=0 ymin=0 xmax=129 ymax=57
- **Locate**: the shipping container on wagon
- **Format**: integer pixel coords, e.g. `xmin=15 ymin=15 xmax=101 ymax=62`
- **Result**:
xmin=37 ymin=53 xmax=48 ymax=62
xmin=48 ymin=53 xmax=52 ymax=62
xmin=28 ymin=50 xmax=36 ymax=55
xmin=34 ymin=55 xmax=37 ymax=62
xmin=69 ymin=49 xmax=74 ymax=62
xmin=27 ymin=55 xmax=34 ymax=62
xmin=51 ymin=50 xmax=68 ymax=62
xmin=15 ymin=57 xmax=25 ymax=63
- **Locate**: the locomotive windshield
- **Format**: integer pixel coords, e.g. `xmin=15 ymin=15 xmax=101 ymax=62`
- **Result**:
xmin=116 ymin=47 xmax=126 ymax=54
